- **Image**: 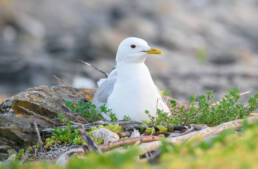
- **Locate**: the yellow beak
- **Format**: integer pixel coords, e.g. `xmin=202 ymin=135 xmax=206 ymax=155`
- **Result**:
xmin=144 ymin=48 xmax=163 ymax=54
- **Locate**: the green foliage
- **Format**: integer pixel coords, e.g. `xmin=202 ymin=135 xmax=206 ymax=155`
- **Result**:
xmin=157 ymin=125 xmax=168 ymax=133
xmin=89 ymin=123 xmax=123 ymax=134
xmin=3 ymin=121 xmax=258 ymax=169
xmin=45 ymin=101 xmax=121 ymax=148
xmin=160 ymin=90 xmax=172 ymax=97
xmin=65 ymin=101 xmax=118 ymax=122
xmin=15 ymin=149 xmax=25 ymax=161
xmin=106 ymin=124 xmax=123 ymax=133
xmin=45 ymin=114 xmax=84 ymax=148
xmin=65 ymin=101 xmax=103 ymax=122
xmin=100 ymin=105 xmax=118 ymax=122
xmin=247 ymin=93 xmax=258 ymax=113
xmin=146 ymin=89 xmax=257 ymax=127
xmin=1 ymin=148 xmax=141 ymax=169
xmin=160 ymin=120 xmax=258 ymax=169
xmin=67 ymin=148 xmax=141 ymax=169
xmin=180 ymin=89 xmax=257 ymax=126
xmin=196 ymin=48 xmax=207 ymax=62
xmin=143 ymin=125 xmax=167 ymax=135
xmin=123 ymin=115 xmax=131 ymax=120
xmin=46 ymin=89 xmax=256 ymax=149
xmin=144 ymin=127 xmax=156 ymax=135
xmin=7 ymin=147 xmax=33 ymax=161
xmin=144 ymin=109 xmax=174 ymax=127
xmin=1 ymin=89 xmax=257 ymax=169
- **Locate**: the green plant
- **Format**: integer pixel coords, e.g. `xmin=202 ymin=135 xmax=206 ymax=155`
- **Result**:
xmin=11 ymin=147 xmax=33 ymax=161
xmin=144 ymin=109 xmax=174 ymax=127
xmin=67 ymin=147 xmax=141 ymax=169
xmin=196 ymin=48 xmax=207 ymax=63
xmin=65 ymin=101 xmax=104 ymax=122
xmin=65 ymin=101 xmax=118 ymax=122
xmin=160 ymin=90 xmax=172 ymax=97
xmin=144 ymin=127 xmax=156 ymax=135
xmin=181 ymin=89 xmax=257 ymax=126
xmin=143 ymin=110 xmax=174 ymax=133
xmin=15 ymin=149 xmax=24 ymax=161
xmin=145 ymin=89 xmax=257 ymax=127
xmin=160 ymin=120 xmax=258 ymax=169
xmin=45 ymin=114 xmax=84 ymax=148
xmin=3 ymin=121 xmax=258 ymax=169
xmin=123 ymin=115 xmax=131 ymax=120
xmin=100 ymin=105 xmax=118 ymax=122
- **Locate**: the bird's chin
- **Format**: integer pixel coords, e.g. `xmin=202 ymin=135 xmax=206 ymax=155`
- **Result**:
xmin=135 ymin=53 xmax=147 ymax=62
xmin=129 ymin=52 xmax=146 ymax=57
xmin=138 ymin=52 xmax=147 ymax=55
xmin=120 ymin=53 xmax=147 ymax=63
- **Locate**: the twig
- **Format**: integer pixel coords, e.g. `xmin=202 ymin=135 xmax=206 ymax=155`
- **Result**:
xmin=53 ymin=75 xmax=70 ymax=86
xmin=212 ymin=90 xmax=250 ymax=106
xmin=171 ymin=124 xmax=207 ymax=137
xmin=79 ymin=128 xmax=102 ymax=154
xmin=119 ymin=131 xmax=131 ymax=137
xmin=139 ymin=116 xmax=258 ymax=155
xmin=249 ymin=113 xmax=258 ymax=116
xmin=69 ymin=121 xmax=84 ymax=125
xmin=80 ymin=60 xmax=108 ymax=78
xmin=33 ymin=122 xmax=44 ymax=152
xmin=42 ymin=120 xmax=145 ymax=134
xmin=239 ymin=90 xmax=250 ymax=96
xmin=99 ymin=136 xmax=160 ymax=152
xmin=18 ymin=106 xmax=55 ymax=124
xmin=56 ymin=147 xmax=85 ymax=167
xmin=19 ymin=154 xmax=29 ymax=164
xmin=147 ymin=150 xmax=162 ymax=163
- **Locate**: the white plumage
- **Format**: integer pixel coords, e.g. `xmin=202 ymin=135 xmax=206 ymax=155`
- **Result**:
xmin=93 ymin=37 xmax=169 ymax=121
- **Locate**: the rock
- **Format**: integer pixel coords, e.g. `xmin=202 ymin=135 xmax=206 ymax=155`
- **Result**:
xmin=0 ymin=86 xmax=95 ymax=160
xmin=0 ymin=145 xmax=12 ymax=160
xmin=55 ymin=147 xmax=85 ymax=167
xmin=91 ymin=128 xmax=119 ymax=145
xmin=130 ymin=129 xmax=140 ymax=138
xmin=0 ymin=153 xmax=16 ymax=166
xmin=0 ymin=0 xmax=257 ymax=101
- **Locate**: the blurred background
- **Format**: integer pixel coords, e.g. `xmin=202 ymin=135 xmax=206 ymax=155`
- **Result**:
xmin=0 ymin=0 xmax=257 ymax=101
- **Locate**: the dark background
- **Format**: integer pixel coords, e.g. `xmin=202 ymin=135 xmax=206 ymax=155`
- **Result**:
xmin=0 ymin=0 xmax=257 ymax=101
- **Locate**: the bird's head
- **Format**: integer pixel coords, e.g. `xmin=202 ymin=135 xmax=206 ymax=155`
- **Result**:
xmin=115 ymin=37 xmax=163 ymax=63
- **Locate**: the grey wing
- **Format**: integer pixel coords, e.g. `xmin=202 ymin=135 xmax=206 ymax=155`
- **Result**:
xmin=92 ymin=69 xmax=117 ymax=109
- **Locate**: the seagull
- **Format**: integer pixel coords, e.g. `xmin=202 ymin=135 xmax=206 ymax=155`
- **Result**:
xmin=93 ymin=37 xmax=170 ymax=121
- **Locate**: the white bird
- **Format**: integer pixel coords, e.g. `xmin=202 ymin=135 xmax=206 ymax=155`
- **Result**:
xmin=93 ymin=37 xmax=170 ymax=121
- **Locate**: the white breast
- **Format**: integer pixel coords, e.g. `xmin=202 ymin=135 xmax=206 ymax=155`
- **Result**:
xmin=107 ymin=62 xmax=169 ymax=121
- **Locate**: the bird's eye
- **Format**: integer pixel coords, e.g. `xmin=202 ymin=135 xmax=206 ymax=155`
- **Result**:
xmin=130 ymin=44 xmax=136 ymax=48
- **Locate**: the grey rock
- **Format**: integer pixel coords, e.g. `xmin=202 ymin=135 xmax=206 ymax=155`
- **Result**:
xmin=92 ymin=128 xmax=119 ymax=145
xmin=0 ymin=86 xmax=95 ymax=160
xmin=0 ymin=0 xmax=257 ymax=100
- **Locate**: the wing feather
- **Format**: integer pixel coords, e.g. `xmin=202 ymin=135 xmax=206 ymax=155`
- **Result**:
xmin=92 ymin=69 xmax=117 ymax=108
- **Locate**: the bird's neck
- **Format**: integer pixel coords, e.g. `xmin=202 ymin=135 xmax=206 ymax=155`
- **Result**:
xmin=116 ymin=62 xmax=153 ymax=84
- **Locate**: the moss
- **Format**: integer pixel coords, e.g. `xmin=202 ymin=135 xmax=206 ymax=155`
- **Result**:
xmin=12 ymin=100 xmax=58 ymax=119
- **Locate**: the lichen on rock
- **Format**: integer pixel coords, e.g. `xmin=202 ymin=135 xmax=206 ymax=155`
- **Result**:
xmin=0 ymin=85 xmax=95 ymax=160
